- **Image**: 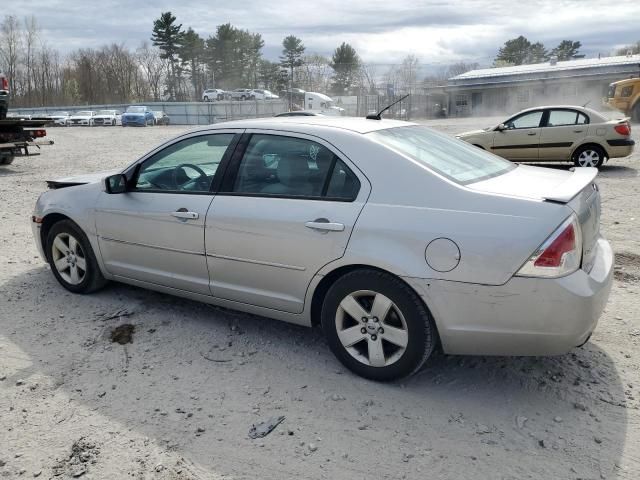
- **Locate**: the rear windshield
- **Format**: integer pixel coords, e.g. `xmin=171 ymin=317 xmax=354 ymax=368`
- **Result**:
xmin=367 ymin=125 xmax=515 ymax=184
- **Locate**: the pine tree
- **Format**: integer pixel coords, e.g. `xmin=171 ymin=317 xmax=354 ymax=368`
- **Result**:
xmin=549 ymin=40 xmax=584 ymax=61
xmin=151 ymin=11 xmax=184 ymax=99
xmin=330 ymin=42 xmax=360 ymax=95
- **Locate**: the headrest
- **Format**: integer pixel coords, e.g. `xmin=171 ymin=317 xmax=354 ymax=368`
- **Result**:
xmin=277 ymin=155 xmax=309 ymax=187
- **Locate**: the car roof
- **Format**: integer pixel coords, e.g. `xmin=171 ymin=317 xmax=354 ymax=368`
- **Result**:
xmin=512 ymin=105 xmax=607 ymax=120
xmin=192 ymin=116 xmax=417 ymax=134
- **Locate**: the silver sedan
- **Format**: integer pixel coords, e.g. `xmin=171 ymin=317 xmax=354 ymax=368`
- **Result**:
xmin=31 ymin=117 xmax=613 ymax=381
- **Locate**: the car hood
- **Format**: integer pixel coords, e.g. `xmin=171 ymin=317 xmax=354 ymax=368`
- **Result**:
xmin=457 ymin=129 xmax=490 ymax=138
xmin=47 ymin=169 xmax=120 ymax=189
xmin=469 ymin=165 xmax=598 ymax=203
xmin=123 ymin=112 xmax=146 ymax=117
xmin=69 ymin=115 xmax=92 ymax=120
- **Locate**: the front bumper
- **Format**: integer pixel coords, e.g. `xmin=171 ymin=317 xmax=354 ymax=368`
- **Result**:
xmin=405 ymin=237 xmax=614 ymax=356
xmin=122 ymin=116 xmax=146 ymax=125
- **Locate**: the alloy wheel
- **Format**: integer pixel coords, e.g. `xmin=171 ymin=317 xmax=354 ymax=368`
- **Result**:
xmin=51 ymin=232 xmax=87 ymax=285
xmin=335 ymin=290 xmax=409 ymax=367
xmin=577 ymin=149 xmax=601 ymax=167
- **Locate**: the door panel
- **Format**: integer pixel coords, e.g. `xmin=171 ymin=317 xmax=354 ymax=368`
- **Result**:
xmin=491 ymin=110 xmax=544 ymax=160
xmin=96 ymin=192 xmax=214 ymax=294
xmin=491 ymin=128 xmax=540 ymax=160
xmin=539 ymin=109 xmax=589 ymax=160
xmin=205 ymin=196 xmax=366 ymax=313
xmin=205 ymin=131 xmax=370 ymax=313
xmin=95 ymin=132 xmax=239 ymax=294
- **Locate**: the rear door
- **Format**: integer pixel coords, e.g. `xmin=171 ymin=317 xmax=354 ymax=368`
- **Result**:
xmin=539 ymin=108 xmax=589 ymax=161
xmin=491 ymin=110 xmax=543 ymax=160
xmin=205 ymin=131 xmax=370 ymax=313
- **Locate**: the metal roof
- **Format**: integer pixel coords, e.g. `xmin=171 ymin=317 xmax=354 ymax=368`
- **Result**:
xmin=449 ymin=54 xmax=640 ymax=83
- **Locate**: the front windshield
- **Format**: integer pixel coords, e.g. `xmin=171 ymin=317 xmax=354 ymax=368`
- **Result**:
xmin=368 ymin=125 xmax=515 ymax=185
xmin=52 ymin=111 xmax=69 ymax=116
xmin=97 ymin=110 xmax=115 ymax=115
xmin=126 ymin=106 xmax=146 ymax=113
xmin=76 ymin=111 xmax=92 ymax=116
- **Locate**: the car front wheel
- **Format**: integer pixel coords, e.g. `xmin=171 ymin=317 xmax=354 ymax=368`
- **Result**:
xmin=573 ymin=145 xmax=605 ymax=168
xmin=321 ymin=269 xmax=437 ymax=381
xmin=47 ymin=220 xmax=107 ymax=294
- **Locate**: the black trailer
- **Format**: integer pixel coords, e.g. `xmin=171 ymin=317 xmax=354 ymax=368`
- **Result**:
xmin=0 ymin=117 xmax=53 ymax=165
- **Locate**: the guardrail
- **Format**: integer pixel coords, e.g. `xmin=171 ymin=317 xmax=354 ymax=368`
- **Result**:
xmin=9 ymin=100 xmax=289 ymax=125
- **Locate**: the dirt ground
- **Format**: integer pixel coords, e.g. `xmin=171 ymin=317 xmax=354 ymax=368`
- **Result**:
xmin=1 ymin=119 xmax=639 ymax=479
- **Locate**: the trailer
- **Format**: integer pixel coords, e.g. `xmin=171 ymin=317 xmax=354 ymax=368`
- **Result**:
xmin=0 ymin=117 xmax=54 ymax=166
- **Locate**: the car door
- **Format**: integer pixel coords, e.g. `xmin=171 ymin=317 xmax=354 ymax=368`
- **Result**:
xmin=491 ymin=110 xmax=544 ymax=160
xmin=205 ymin=131 xmax=370 ymax=313
xmin=538 ymin=108 xmax=589 ymax=161
xmin=95 ymin=131 xmax=240 ymax=294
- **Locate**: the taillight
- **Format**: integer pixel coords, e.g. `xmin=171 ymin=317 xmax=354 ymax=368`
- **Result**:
xmin=614 ymin=123 xmax=631 ymax=136
xmin=516 ymin=214 xmax=582 ymax=278
xmin=32 ymin=129 xmax=47 ymax=138
xmin=0 ymin=76 xmax=8 ymax=90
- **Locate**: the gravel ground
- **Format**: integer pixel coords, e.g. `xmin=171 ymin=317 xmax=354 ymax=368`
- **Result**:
xmin=0 ymin=120 xmax=639 ymax=479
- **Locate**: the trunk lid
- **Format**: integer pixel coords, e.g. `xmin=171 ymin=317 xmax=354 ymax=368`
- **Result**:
xmin=469 ymin=165 xmax=601 ymax=273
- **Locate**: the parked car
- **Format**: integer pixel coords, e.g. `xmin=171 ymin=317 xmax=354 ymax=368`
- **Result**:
xmin=32 ymin=117 xmax=612 ymax=381
xmin=93 ymin=109 xmax=122 ymax=126
xmin=6 ymin=112 xmax=32 ymax=120
xmin=47 ymin=111 xmax=70 ymax=126
xmin=153 ymin=111 xmax=170 ymax=125
xmin=121 ymin=106 xmax=155 ymax=127
xmin=202 ymin=89 xmax=226 ymax=101
xmin=229 ymin=88 xmax=254 ymax=101
xmin=67 ymin=111 xmax=96 ymax=126
xmin=456 ymin=105 xmax=634 ymax=167
xmin=274 ymin=111 xmax=324 ymax=117
xmin=251 ymin=89 xmax=279 ymax=100
xmin=0 ymin=71 xmax=8 ymax=120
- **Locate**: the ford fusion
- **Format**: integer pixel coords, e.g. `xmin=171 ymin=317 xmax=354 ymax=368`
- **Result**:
xmin=32 ymin=117 xmax=613 ymax=381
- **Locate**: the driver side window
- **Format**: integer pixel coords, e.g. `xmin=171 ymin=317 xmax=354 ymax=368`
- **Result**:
xmin=506 ymin=111 xmax=543 ymax=129
xmin=135 ymin=134 xmax=235 ymax=193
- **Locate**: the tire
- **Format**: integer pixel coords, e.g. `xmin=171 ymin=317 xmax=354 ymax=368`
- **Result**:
xmin=240 ymin=95 xmax=246 ymax=101
xmin=204 ymin=96 xmax=209 ymax=102
xmin=321 ymin=269 xmax=437 ymax=381
xmin=217 ymin=94 xmax=223 ymax=101
xmin=573 ymin=144 xmax=605 ymax=168
xmin=0 ymin=105 xmax=7 ymax=120
xmin=46 ymin=219 xmax=107 ymax=294
xmin=0 ymin=155 xmax=15 ymax=165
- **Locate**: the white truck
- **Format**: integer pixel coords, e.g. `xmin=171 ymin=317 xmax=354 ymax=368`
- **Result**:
xmin=301 ymin=92 xmax=344 ymax=116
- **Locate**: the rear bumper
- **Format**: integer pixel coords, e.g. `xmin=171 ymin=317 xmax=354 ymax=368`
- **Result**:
xmin=607 ymin=139 xmax=634 ymax=158
xmin=405 ymin=237 xmax=613 ymax=356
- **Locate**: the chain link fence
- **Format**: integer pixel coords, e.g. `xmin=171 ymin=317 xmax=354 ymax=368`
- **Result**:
xmin=9 ymin=100 xmax=289 ymax=125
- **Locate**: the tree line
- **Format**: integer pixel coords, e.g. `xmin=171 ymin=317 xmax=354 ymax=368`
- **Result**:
xmin=1 ymin=12 xmax=638 ymax=108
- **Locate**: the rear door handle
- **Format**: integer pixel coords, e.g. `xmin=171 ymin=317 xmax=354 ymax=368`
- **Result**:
xmin=573 ymin=130 xmax=584 ymax=133
xmin=305 ymin=219 xmax=345 ymax=232
xmin=527 ymin=132 xmax=537 ymax=136
xmin=171 ymin=210 xmax=199 ymax=220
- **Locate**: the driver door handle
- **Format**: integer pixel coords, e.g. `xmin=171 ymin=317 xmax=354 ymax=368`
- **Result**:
xmin=305 ymin=219 xmax=345 ymax=232
xmin=527 ymin=132 xmax=537 ymax=136
xmin=171 ymin=210 xmax=199 ymax=220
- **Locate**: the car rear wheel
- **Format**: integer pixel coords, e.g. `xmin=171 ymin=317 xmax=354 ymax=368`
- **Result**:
xmin=46 ymin=220 xmax=107 ymax=294
xmin=204 ymin=96 xmax=209 ymax=102
xmin=633 ymin=103 xmax=640 ymax=123
xmin=321 ymin=269 xmax=437 ymax=381
xmin=573 ymin=145 xmax=605 ymax=168
xmin=0 ymin=154 xmax=15 ymax=165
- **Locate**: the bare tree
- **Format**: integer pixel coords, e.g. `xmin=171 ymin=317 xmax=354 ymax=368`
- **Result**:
xmin=0 ymin=16 xmax=22 ymax=94
xmin=297 ymin=54 xmax=331 ymax=92
xmin=137 ymin=42 xmax=166 ymax=101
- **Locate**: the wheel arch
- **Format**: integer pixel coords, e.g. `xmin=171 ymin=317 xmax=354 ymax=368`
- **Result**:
xmin=40 ymin=213 xmax=74 ymax=261
xmin=571 ymin=141 xmax=609 ymax=161
xmin=309 ymin=263 xmax=438 ymax=336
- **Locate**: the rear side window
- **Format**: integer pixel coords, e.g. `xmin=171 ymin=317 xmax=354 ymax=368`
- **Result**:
xmin=231 ymin=134 xmax=360 ymax=200
xmin=547 ymin=110 xmax=589 ymax=126
xmin=368 ymin=126 xmax=515 ymax=185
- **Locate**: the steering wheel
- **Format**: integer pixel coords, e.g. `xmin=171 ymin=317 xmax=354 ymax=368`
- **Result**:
xmin=172 ymin=163 xmax=208 ymax=190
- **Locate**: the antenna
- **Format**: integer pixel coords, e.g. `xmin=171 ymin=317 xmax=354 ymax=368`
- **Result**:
xmin=366 ymin=94 xmax=410 ymax=120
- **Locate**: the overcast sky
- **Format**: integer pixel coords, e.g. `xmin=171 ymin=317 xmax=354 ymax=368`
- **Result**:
xmin=5 ymin=0 xmax=640 ymax=72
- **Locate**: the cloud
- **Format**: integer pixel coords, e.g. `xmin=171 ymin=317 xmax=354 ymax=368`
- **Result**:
xmin=4 ymin=0 xmax=640 ymax=70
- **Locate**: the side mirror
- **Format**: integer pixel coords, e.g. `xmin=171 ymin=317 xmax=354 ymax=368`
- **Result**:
xmin=104 ymin=174 xmax=127 ymax=194
xmin=496 ymin=123 xmax=507 ymax=131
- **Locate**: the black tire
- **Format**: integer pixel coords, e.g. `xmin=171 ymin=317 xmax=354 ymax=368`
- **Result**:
xmin=217 ymin=94 xmax=223 ymax=101
xmin=204 ymin=96 xmax=209 ymax=102
xmin=46 ymin=219 xmax=107 ymax=294
xmin=573 ymin=144 xmax=605 ymax=168
xmin=0 ymin=105 xmax=7 ymax=120
xmin=240 ymin=95 xmax=246 ymax=101
xmin=0 ymin=154 xmax=15 ymax=165
xmin=321 ymin=269 xmax=437 ymax=381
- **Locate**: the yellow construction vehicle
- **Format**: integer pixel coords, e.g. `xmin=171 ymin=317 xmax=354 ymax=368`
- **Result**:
xmin=606 ymin=77 xmax=640 ymax=122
